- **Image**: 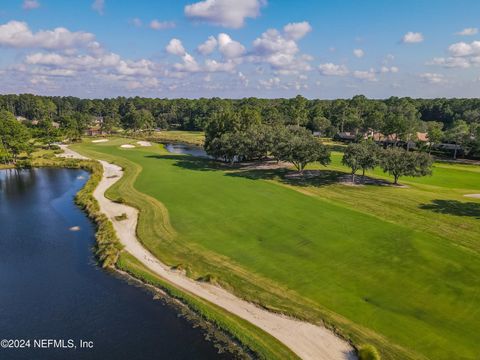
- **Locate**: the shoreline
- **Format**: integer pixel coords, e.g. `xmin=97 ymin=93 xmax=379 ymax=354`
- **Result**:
xmin=61 ymin=145 xmax=356 ymax=360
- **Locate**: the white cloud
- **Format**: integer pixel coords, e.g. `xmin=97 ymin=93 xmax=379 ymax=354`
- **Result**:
xmin=184 ymin=0 xmax=265 ymax=28
xmin=456 ymin=27 xmax=478 ymax=36
xmin=25 ymin=52 xmax=155 ymax=76
xmin=380 ymin=66 xmax=399 ymax=73
xmin=402 ymin=31 xmax=424 ymax=43
xmin=428 ymin=57 xmax=471 ymax=68
xmin=0 ymin=21 xmax=97 ymax=50
xmin=22 ymin=0 xmax=40 ymax=10
xmin=166 ymin=38 xmax=186 ymax=56
xmin=258 ymin=77 xmax=280 ymax=89
xmin=318 ymin=63 xmax=349 ymax=76
xmin=448 ymin=40 xmax=480 ymax=57
xmin=428 ymin=40 xmax=480 ymax=69
xmin=420 ymin=72 xmax=446 ymax=84
xmin=217 ymin=33 xmax=245 ymax=58
xmin=353 ymin=48 xmax=364 ymax=58
xmin=353 ymin=68 xmax=377 ymax=81
xmin=130 ymin=18 xmax=143 ymax=27
xmin=251 ymin=23 xmax=312 ymax=74
xmin=283 ymin=21 xmax=312 ymax=40
xmin=150 ymin=20 xmax=176 ymax=30
xmin=92 ymin=0 xmax=105 ymax=15
xmin=197 ymin=35 xmax=218 ymax=55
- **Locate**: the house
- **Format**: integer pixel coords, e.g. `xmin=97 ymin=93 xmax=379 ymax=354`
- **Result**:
xmin=334 ymin=132 xmax=357 ymax=142
xmin=84 ymin=125 xmax=105 ymax=136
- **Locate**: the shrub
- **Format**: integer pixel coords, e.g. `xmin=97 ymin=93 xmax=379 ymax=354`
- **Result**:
xmin=358 ymin=344 xmax=381 ymax=360
xmin=15 ymin=159 xmax=32 ymax=169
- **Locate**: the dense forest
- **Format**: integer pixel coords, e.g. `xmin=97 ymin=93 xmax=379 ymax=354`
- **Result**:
xmin=0 ymin=93 xmax=479 ymax=158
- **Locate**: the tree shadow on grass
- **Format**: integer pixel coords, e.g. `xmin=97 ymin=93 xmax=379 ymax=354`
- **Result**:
xmin=145 ymin=154 xmax=372 ymax=188
xmin=226 ymin=168 xmax=346 ymax=187
xmin=144 ymin=154 xmax=227 ymax=172
xmin=419 ymin=200 xmax=480 ymax=219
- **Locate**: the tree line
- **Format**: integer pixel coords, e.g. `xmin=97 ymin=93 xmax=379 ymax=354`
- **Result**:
xmin=1 ymin=94 xmax=479 ymax=158
xmin=204 ymin=109 xmax=433 ymax=185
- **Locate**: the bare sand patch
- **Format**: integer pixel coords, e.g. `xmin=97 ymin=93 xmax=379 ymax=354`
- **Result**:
xmin=137 ymin=141 xmax=152 ymax=147
xmin=464 ymin=194 xmax=480 ymax=199
xmin=120 ymin=144 xmax=136 ymax=148
xmin=92 ymin=139 xmax=109 ymax=143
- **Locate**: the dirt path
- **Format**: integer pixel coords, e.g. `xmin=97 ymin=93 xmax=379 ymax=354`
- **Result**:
xmin=60 ymin=145 xmax=356 ymax=360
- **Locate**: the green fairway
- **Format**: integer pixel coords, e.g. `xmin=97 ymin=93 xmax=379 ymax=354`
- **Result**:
xmin=73 ymin=138 xmax=480 ymax=360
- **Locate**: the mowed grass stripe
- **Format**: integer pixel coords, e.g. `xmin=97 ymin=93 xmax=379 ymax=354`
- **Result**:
xmin=74 ymin=139 xmax=480 ymax=360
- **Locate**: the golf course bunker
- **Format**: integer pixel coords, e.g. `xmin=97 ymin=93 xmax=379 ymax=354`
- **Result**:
xmin=137 ymin=141 xmax=152 ymax=146
xmin=464 ymin=194 xmax=480 ymax=198
xmin=92 ymin=139 xmax=109 ymax=143
xmin=120 ymin=144 xmax=136 ymax=148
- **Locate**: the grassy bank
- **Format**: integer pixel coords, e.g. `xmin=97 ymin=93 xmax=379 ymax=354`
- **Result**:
xmin=72 ymin=138 xmax=480 ymax=360
xmin=117 ymin=252 xmax=298 ymax=360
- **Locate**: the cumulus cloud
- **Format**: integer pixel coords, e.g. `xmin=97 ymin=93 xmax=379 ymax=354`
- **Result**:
xmin=251 ymin=22 xmax=312 ymax=74
xmin=318 ymin=63 xmax=349 ymax=76
xmin=22 ymin=0 xmax=40 ymax=10
xmin=448 ymin=40 xmax=480 ymax=57
xmin=402 ymin=31 xmax=424 ymax=43
xmin=420 ymin=72 xmax=446 ymax=84
xmin=0 ymin=21 xmax=97 ymax=50
xmin=149 ymin=20 xmax=176 ymax=30
xmin=456 ymin=27 xmax=478 ymax=36
xmin=166 ymin=37 xmax=239 ymax=74
xmin=353 ymin=48 xmax=364 ymax=58
xmin=283 ymin=21 xmax=312 ymax=40
xmin=166 ymin=38 xmax=186 ymax=56
xmin=380 ymin=66 xmax=399 ymax=73
xmin=197 ymin=35 xmax=218 ymax=55
xmin=184 ymin=0 xmax=265 ymax=28
xmin=353 ymin=68 xmax=377 ymax=81
xmin=217 ymin=33 xmax=245 ymax=58
xmin=429 ymin=40 xmax=480 ymax=69
xmin=25 ymin=52 xmax=155 ymax=76
xmin=92 ymin=0 xmax=105 ymax=15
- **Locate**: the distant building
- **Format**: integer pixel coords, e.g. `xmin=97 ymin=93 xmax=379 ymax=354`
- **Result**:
xmin=84 ymin=125 xmax=105 ymax=136
xmin=334 ymin=132 xmax=357 ymax=142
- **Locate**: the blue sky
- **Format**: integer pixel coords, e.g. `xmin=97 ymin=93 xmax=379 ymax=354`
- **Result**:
xmin=1 ymin=0 xmax=480 ymax=99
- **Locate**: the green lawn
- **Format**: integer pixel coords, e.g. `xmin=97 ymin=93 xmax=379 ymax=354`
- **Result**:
xmin=73 ymin=138 xmax=480 ymax=360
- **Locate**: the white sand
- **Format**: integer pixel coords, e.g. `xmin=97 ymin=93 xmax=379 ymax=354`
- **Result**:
xmin=92 ymin=139 xmax=109 ymax=143
xmin=464 ymin=194 xmax=480 ymax=199
xmin=61 ymin=145 xmax=356 ymax=360
xmin=137 ymin=141 xmax=152 ymax=147
xmin=120 ymin=144 xmax=136 ymax=148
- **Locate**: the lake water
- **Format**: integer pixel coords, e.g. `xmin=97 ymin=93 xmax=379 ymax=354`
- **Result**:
xmin=165 ymin=143 xmax=209 ymax=158
xmin=0 ymin=168 xmax=234 ymax=360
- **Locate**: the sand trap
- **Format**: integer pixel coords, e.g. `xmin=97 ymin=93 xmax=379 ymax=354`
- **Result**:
xmin=137 ymin=141 xmax=152 ymax=147
xmin=464 ymin=194 xmax=480 ymax=199
xmin=69 ymin=226 xmax=81 ymax=231
xmin=92 ymin=139 xmax=109 ymax=143
xmin=62 ymin=145 xmax=356 ymax=360
xmin=120 ymin=144 xmax=136 ymax=148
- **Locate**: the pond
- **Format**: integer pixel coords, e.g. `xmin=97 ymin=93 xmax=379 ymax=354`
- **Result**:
xmin=0 ymin=168 xmax=234 ymax=360
xmin=165 ymin=143 xmax=209 ymax=158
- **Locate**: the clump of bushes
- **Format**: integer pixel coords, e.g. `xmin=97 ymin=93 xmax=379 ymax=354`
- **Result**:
xmin=74 ymin=159 xmax=124 ymax=268
xmin=358 ymin=344 xmax=381 ymax=360
xmin=114 ymin=213 xmax=128 ymax=221
xmin=15 ymin=159 xmax=32 ymax=169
